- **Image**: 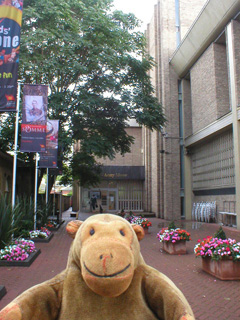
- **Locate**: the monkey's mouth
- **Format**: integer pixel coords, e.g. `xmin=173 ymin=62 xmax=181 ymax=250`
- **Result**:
xmin=84 ymin=262 xmax=131 ymax=278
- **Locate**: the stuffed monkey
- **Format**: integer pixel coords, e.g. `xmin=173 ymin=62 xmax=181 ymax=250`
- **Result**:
xmin=0 ymin=214 xmax=195 ymax=320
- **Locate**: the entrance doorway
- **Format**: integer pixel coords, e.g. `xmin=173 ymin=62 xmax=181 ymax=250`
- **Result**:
xmin=82 ymin=188 xmax=118 ymax=212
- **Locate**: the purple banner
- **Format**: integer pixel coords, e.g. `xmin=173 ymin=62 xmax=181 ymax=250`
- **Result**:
xmin=39 ymin=120 xmax=59 ymax=168
xmin=20 ymin=84 xmax=48 ymax=152
xmin=0 ymin=0 xmax=23 ymax=112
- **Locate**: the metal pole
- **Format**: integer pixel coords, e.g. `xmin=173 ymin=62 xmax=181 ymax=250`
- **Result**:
xmin=34 ymin=153 xmax=39 ymax=230
xmin=53 ymin=175 xmax=56 ymax=216
xmin=12 ymin=81 xmax=21 ymax=223
xmin=46 ymin=168 xmax=49 ymax=204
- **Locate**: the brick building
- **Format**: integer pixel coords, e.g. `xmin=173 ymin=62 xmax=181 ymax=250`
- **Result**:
xmin=169 ymin=0 xmax=240 ymax=229
xmin=145 ymin=0 xmax=240 ymax=228
xmin=72 ymin=119 xmax=145 ymax=213
xmin=73 ymin=0 xmax=240 ymax=230
xmin=144 ymin=0 xmax=207 ymax=220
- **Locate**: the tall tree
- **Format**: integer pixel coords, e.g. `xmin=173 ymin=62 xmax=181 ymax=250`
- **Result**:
xmin=0 ymin=0 xmax=165 ymax=188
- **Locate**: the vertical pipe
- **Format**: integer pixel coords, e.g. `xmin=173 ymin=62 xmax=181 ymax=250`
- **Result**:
xmin=46 ymin=168 xmax=49 ymax=204
xmin=175 ymin=0 xmax=181 ymax=47
xmin=12 ymin=81 xmax=21 ymax=213
xmin=226 ymin=21 xmax=240 ymax=230
xmin=34 ymin=153 xmax=39 ymax=230
xmin=53 ymin=175 xmax=56 ymax=216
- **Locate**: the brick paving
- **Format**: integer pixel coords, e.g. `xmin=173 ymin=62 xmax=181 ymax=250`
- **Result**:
xmin=1 ymin=210 xmax=240 ymax=320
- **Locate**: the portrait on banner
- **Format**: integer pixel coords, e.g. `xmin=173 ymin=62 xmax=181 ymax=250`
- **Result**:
xmin=24 ymin=95 xmax=46 ymax=123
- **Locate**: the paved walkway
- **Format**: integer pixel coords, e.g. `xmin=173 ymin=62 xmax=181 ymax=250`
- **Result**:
xmin=1 ymin=209 xmax=240 ymax=320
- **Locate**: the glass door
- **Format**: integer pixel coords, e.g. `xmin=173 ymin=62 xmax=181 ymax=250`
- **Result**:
xmin=108 ymin=190 xmax=117 ymax=211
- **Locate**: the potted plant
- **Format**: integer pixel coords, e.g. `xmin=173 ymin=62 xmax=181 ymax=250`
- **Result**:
xmin=124 ymin=211 xmax=135 ymax=223
xmin=194 ymin=236 xmax=240 ymax=280
xmin=129 ymin=216 xmax=152 ymax=234
xmin=157 ymin=227 xmax=191 ymax=254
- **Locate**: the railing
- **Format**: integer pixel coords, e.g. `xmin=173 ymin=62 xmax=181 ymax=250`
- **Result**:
xmin=218 ymin=211 xmax=236 ymax=227
xmin=192 ymin=201 xmax=217 ymax=222
xmin=218 ymin=200 xmax=236 ymax=227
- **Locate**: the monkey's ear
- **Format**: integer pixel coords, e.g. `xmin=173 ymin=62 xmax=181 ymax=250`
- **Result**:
xmin=131 ymin=224 xmax=145 ymax=241
xmin=66 ymin=220 xmax=83 ymax=238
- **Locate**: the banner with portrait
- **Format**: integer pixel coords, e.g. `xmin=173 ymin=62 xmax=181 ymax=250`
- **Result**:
xmin=39 ymin=120 xmax=59 ymax=168
xmin=0 ymin=0 xmax=23 ymax=112
xmin=20 ymin=84 xmax=48 ymax=152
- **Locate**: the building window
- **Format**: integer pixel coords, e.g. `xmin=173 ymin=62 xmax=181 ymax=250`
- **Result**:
xmin=192 ymin=130 xmax=234 ymax=190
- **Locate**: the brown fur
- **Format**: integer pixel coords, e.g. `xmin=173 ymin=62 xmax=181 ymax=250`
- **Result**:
xmin=0 ymin=214 xmax=195 ymax=320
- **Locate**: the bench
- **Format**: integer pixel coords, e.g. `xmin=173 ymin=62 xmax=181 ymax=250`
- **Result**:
xmin=218 ymin=211 xmax=237 ymax=227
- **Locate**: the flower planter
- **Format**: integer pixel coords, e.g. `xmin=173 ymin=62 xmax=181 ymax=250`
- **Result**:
xmin=46 ymin=220 xmax=65 ymax=231
xmin=201 ymin=257 xmax=240 ymax=280
xmin=28 ymin=233 xmax=54 ymax=243
xmin=162 ymin=241 xmax=187 ymax=255
xmin=0 ymin=249 xmax=41 ymax=267
xmin=47 ymin=224 xmax=60 ymax=231
xmin=0 ymin=285 xmax=7 ymax=300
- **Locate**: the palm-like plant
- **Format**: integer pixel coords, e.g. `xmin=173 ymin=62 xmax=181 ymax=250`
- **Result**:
xmin=0 ymin=193 xmax=22 ymax=249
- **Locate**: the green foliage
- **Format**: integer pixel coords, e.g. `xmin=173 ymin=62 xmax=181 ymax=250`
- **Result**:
xmin=0 ymin=194 xmax=23 ymax=248
xmin=72 ymin=153 xmax=102 ymax=187
xmin=0 ymin=0 xmax=166 ymax=188
xmin=64 ymin=192 xmax=72 ymax=197
xmin=117 ymin=209 xmax=125 ymax=217
xmin=13 ymin=196 xmax=34 ymax=237
xmin=36 ymin=199 xmax=53 ymax=227
xmin=124 ymin=210 xmax=135 ymax=222
xmin=168 ymin=221 xmax=176 ymax=230
xmin=0 ymin=194 xmax=14 ymax=249
xmin=214 ymin=226 xmax=227 ymax=240
xmin=58 ymin=164 xmax=72 ymax=186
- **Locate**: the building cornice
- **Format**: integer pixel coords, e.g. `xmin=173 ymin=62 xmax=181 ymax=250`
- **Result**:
xmin=170 ymin=0 xmax=240 ymax=78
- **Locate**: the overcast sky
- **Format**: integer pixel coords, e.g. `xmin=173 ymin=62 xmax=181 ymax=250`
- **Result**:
xmin=113 ymin=0 xmax=158 ymax=31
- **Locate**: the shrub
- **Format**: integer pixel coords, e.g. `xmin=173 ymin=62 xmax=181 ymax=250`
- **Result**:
xmin=168 ymin=221 xmax=176 ymax=230
xmin=214 ymin=226 xmax=226 ymax=240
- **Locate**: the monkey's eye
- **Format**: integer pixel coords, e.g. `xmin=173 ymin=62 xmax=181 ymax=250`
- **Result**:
xmin=120 ymin=229 xmax=125 ymax=236
xmin=90 ymin=228 xmax=95 ymax=236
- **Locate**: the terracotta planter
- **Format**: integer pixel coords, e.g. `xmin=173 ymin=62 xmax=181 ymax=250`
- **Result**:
xmin=162 ymin=241 xmax=187 ymax=255
xmin=201 ymin=257 xmax=240 ymax=280
xmin=143 ymin=227 xmax=149 ymax=234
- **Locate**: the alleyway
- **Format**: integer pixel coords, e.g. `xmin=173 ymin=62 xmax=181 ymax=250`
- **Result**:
xmin=0 ymin=209 xmax=240 ymax=320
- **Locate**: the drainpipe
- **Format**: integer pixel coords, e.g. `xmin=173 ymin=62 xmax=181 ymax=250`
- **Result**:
xmin=175 ymin=0 xmax=184 ymax=217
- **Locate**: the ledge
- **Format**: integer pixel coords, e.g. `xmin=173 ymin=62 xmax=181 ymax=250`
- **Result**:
xmin=0 ymin=249 xmax=41 ymax=267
